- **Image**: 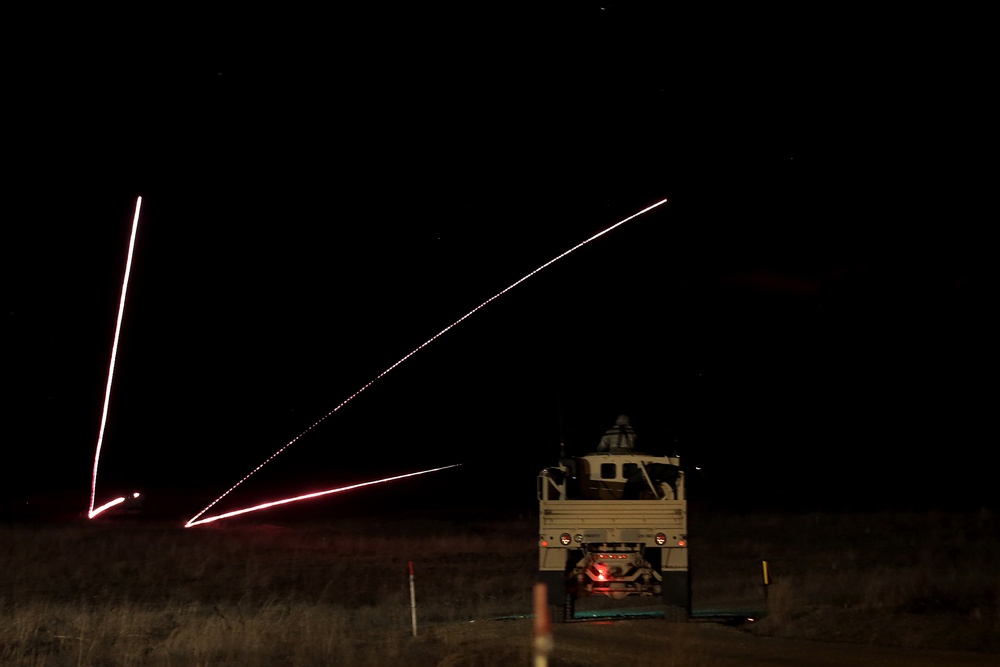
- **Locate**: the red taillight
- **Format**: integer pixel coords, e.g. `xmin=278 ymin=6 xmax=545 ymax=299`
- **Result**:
xmin=678 ymin=539 xmax=687 ymax=547
xmin=560 ymin=533 xmax=572 ymax=546
xmin=655 ymin=533 xmax=667 ymax=545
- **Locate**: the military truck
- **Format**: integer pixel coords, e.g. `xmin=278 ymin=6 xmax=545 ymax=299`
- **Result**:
xmin=537 ymin=443 xmax=689 ymax=622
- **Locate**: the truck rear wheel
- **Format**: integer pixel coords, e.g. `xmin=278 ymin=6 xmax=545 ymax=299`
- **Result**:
xmin=551 ymin=592 xmax=575 ymax=624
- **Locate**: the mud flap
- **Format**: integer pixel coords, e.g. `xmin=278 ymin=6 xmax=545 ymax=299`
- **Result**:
xmin=538 ymin=570 xmax=575 ymax=623
xmin=538 ymin=571 xmax=565 ymax=605
xmin=662 ymin=571 xmax=690 ymax=622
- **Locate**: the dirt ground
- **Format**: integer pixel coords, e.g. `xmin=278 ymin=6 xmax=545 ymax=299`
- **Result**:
xmin=408 ymin=616 xmax=999 ymax=667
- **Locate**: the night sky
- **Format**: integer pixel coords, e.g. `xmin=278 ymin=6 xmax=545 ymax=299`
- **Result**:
xmin=3 ymin=7 xmax=991 ymax=519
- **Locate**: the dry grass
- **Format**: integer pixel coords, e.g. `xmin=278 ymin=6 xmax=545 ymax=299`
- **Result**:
xmin=690 ymin=507 xmax=1000 ymax=652
xmin=2 ymin=505 xmax=997 ymax=665
xmin=1 ymin=510 xmax=537 ymax=666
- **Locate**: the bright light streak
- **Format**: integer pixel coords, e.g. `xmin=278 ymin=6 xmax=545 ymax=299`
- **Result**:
xmin=186 ymin=198 xmax=667 ymax=526
xmin=89 ymin=496 xmax=126 ymax=518
xmin=184 ymin=464 xmax=462 ymax=527
xmin=89 ymin=196 xmax=143 ymax=519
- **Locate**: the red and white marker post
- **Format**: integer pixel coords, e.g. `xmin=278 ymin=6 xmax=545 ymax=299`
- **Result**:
xmin=533 ymin=582 xmax=552 ymax=666
xmin=409 ymin=561 xmax=418 ymax=637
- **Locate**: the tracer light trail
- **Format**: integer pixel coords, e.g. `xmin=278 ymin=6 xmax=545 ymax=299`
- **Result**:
xmin=90 ymin=492 xmax=141 ymax=519
xmin=90 ymin=496 xmax=127 ymax=517
xmin=89 ymin=196 xmax=142 ymax=519
xmin=186 ymin=198 xmax=667 ymax=526
xmin=184 ymin=464 xmax=462 ymax=527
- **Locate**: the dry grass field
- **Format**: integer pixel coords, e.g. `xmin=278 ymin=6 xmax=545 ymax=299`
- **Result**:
xmin=1 ymin=502 xmax=997 ymax=666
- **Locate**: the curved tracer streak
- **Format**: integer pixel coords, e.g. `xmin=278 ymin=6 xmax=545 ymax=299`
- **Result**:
xmin=185 ymin=465 xmax=462 ymax=527
xmin=186 ymin=199 xmax=667 ymax=526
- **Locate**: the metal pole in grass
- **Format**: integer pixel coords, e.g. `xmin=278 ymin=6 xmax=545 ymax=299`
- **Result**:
xmin=409 ymin=561 xmax=418 ymax=637
xmin=533 ymin=582 xmax=552 ymax=667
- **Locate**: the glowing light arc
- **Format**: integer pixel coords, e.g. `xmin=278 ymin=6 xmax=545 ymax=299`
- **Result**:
xmin=90 ymin=496 xmax=127 ymax=518
xmin=185 ymin=464 xmax=462 ymax=527
xmin=89 ymin=196 xmax=142 ymax=519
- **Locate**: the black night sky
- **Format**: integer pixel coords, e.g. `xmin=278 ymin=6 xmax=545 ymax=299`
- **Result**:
xmin=2 ymin=7 xmax=991 ymax=519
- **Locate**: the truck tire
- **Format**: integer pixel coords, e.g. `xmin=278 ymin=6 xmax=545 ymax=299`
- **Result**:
xmin=551 ymin=592 xmax=575 ymax=624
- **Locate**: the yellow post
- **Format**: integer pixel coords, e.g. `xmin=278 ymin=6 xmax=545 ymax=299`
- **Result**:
xmin=761 ymin=560 xmax=770 ymax=614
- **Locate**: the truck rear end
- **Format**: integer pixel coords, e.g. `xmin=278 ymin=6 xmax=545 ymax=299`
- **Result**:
xmin=537 ymin=453 xmax=689 ymax=621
